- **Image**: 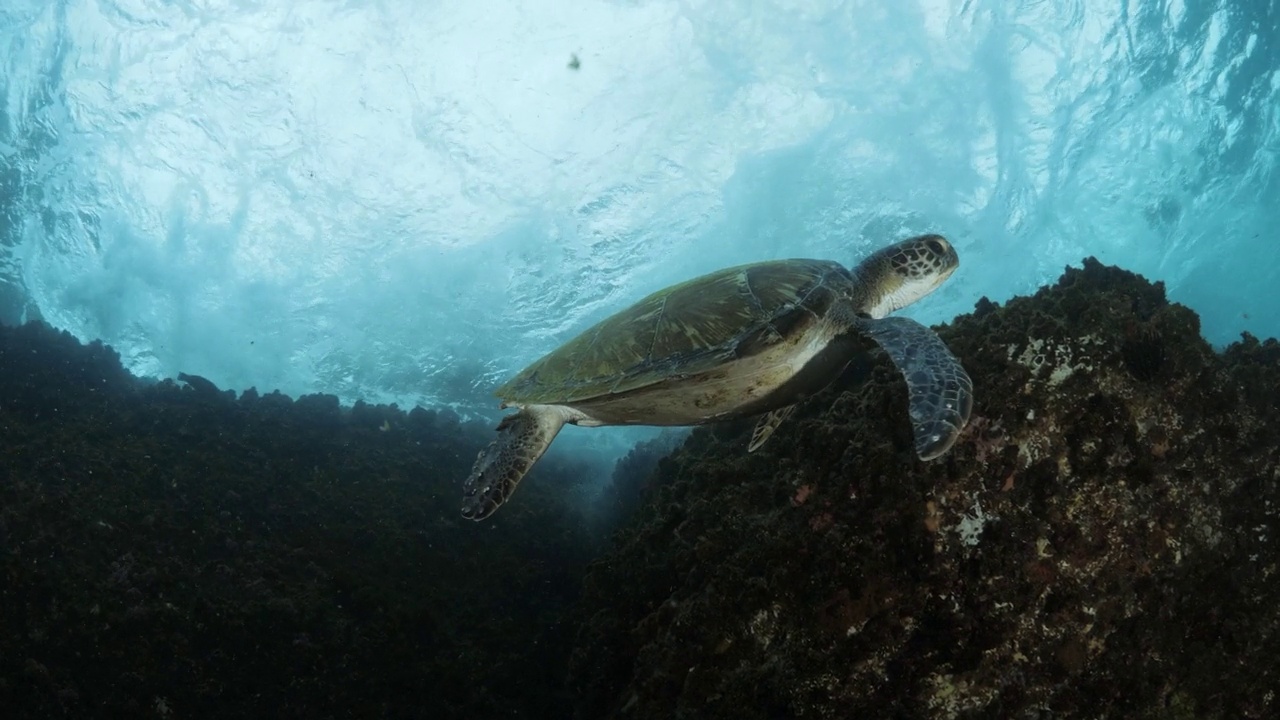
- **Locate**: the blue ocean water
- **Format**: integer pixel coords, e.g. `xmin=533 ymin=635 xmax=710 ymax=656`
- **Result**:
xmin=2 ymin=5 xmax=1279 ymax=717
xmin=1 ymin=0 xmax=1276 ymax=454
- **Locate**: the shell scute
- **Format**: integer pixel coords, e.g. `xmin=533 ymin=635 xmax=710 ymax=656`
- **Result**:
xmin=497 ymin=259 xmax=848 ymax=403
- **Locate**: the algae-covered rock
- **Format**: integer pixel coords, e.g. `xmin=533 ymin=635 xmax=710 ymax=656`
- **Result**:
xmin=3 ymin=258 xmax=1275 ymax=718
xmin=0 ymin=321 xmax=595 ymax=718
xmin=570 ymin=258 xmax=1279 ymax=719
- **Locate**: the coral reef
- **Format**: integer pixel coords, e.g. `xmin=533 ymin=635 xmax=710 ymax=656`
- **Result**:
xmin=0 ymin=323 xmax=594 ymax=718
xmin=569 ymin=259 xmax=1279 ymax=719
xmin=2 ymin=257 xmax=1276 ymax=718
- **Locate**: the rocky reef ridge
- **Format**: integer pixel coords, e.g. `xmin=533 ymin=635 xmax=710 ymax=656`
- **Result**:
xmin=571 ymin=259 xmax=1279 ymax=719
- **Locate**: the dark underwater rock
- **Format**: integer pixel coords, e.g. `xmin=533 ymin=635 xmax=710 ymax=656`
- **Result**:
xmin=570 ymin=258 xmax=1279 ymax=719
xmin=3 ymin=256 xmax=1276 ymax=718
xmin=0 ymin=321 xmax=594 ymax=718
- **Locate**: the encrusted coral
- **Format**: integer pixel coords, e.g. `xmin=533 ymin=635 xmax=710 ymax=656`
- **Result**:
xmin=570 ymin=259 xmax=1279 ymax=719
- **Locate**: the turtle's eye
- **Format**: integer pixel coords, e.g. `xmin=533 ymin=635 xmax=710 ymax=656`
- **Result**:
xmin=924 ymin=236 xmax=948 ymax=256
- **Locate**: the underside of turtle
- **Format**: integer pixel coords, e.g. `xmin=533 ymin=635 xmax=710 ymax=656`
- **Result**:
xmin=497 ymin=259 xmax=849 ymax=405
xmin=460 ymin=234 xmax=973 ymax=521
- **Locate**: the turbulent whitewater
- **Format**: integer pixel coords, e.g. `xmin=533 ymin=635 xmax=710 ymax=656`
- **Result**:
xmin=0 ymin=0 xmax=1275 ymax=429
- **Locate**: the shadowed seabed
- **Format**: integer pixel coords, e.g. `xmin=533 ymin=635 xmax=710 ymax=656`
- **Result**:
xmin=1 ymin=258 xmax=1277 ymax=718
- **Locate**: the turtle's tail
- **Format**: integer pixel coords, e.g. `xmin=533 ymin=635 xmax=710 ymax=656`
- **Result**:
xmin=461 ymin=406 xmax=567 ymax=520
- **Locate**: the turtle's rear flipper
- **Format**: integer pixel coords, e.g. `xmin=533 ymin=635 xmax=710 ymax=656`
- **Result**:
xmin=857 ymin=316 xmax=973 ymax=460
xmin=748 ymin=405 xmax=795 ymax=452
xmin=462 ymin=406 xmax=568 ymax=520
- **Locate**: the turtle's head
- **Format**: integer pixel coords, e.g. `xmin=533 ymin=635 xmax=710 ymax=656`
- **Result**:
xmin=855 ymin=234 xmax=959 ymax=318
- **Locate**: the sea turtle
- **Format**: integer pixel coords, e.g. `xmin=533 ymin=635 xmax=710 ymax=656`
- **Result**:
xmin=462 ymin=234 xmax=973 ymax=520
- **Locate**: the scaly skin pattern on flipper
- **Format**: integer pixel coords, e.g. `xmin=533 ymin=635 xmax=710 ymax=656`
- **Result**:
xmin=748 ymin=405 xmax=795 ymax=452
xmin=461 ymin=405 xmax=570 ymax=520
xmin=854 ymin=314 xmax=973 ymax=459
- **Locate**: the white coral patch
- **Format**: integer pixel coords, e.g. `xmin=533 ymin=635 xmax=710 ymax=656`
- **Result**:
xmin=1007 ymin=334 xmax=1108 ymax=388
xmin=955 ymin=498 xmax=991 ymax=547
xmin=748 ymin=604 xmax=782 ymax=649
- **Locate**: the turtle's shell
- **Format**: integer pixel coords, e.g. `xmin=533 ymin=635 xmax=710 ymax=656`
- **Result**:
xmin=497 ymin=259 xmax=852 ymax=404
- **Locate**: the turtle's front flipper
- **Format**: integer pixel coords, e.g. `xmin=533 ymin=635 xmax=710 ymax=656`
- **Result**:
xmin=462 ymin=406 xmax=568 ymax=520
xmin=856 ymin=316 xmax=973 ymax=460
xmin=749 ymin=405 xmax=795 ymax=452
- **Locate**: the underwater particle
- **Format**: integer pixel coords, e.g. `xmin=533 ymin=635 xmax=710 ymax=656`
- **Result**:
xmin=568 ymin=53 xmax=580 ymax=70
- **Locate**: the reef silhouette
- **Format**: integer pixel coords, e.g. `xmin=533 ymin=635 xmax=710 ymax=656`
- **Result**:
xmin=1 ymin=258 xmax=1275 ymax=718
